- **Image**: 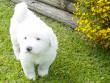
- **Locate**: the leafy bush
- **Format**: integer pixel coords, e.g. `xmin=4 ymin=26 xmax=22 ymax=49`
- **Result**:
xmin=74 ymin=0 xmax=110 ymax=48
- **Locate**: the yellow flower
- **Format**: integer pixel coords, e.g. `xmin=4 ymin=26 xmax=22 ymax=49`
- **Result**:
xmin=105 ymin=6 xmax=110 ymax=10
xmin=91 ymin=29 xmax=96 ymax=33
xmin=101 ymin=13 xmax=108 ymax=18
xmin=100 ymin=29 xmax=107 ymax=34
xmin=91 ymin=7 xmax=95 ymax=12
xmin=102 ymin=9 xmax=106 ymax=12
xmin=107 ymin=28 xmax=110 ymax=32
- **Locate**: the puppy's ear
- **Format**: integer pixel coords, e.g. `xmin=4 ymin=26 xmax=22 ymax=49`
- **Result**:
xmin=48 ymin=28 xmax=58 ymax=49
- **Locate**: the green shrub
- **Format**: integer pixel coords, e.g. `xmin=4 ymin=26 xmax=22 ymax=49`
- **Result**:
xmin=74 ymin=0 xmax=110 ymax=48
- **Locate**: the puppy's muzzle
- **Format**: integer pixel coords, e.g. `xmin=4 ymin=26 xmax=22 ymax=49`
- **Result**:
xmin=26 ymin=47 xmax=32 ymax=52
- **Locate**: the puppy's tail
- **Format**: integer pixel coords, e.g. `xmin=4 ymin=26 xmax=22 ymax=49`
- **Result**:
xmin=12 ymin=2 xmax=28 ymax=23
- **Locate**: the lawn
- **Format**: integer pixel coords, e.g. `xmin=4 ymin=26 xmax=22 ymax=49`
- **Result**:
xmin=0 ymin=0 xmax=110 ymax=83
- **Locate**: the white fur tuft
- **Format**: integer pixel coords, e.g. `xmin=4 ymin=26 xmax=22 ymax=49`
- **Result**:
xmin=13 ymin=2 xmax=28 ymax=23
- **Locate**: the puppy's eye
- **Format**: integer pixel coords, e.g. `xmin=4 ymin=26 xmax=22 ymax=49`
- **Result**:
xmin=36 ymin=37 xmax=40 ymax=40
xmin=24 ymin=37 xmax=27 ymax=40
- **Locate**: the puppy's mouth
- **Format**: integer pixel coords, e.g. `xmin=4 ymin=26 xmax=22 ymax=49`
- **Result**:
xmin=25 ymin=50 xmax=40 ymax=55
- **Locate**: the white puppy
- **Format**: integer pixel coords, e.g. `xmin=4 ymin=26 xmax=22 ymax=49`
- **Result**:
xmin=10 ymin=2 xmax=58 ymax=80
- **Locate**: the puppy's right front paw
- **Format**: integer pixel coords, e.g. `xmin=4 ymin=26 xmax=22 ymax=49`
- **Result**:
xmin=26 ymin=74 xmax=36 ymax=80
xmin=38 ymin=68 xmax=48 ymax=77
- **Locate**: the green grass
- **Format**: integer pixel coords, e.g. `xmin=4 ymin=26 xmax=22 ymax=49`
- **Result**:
xmin=0 ymin=0 xmax=110 ymax=83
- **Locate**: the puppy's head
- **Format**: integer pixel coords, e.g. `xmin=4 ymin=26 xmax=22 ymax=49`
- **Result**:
xmin=18 ymin=30 xmax=51 ymax=55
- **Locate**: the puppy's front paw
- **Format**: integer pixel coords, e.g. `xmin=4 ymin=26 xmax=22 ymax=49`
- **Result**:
xmin=26 ymin=74 xmax=36 ymax=80
xmin=38 ymin=67 xmax=48 ymax=77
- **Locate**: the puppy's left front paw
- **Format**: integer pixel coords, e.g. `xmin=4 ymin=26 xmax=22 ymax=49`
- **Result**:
xmin=26 ymin=74 xmax=36 ymax=80
xmin=38 ymin=68 xmax=48 ymax=77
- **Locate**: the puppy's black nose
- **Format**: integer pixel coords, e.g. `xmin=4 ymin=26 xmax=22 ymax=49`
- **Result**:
xmin=26 ymin=47 xmax=32 ymax=52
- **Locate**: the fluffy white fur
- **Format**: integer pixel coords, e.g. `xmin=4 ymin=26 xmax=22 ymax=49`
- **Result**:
xmin=10 ymin=2 xmax=58 ymax=80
